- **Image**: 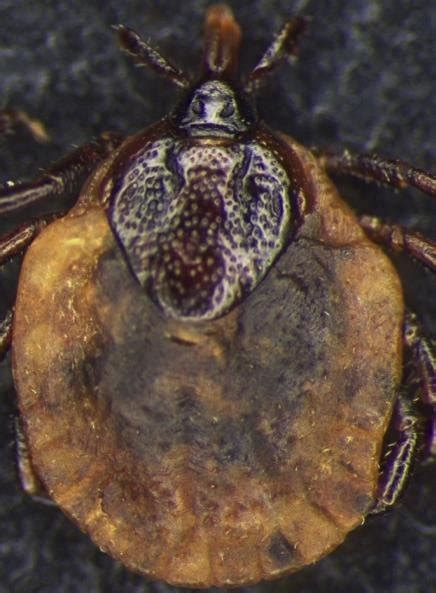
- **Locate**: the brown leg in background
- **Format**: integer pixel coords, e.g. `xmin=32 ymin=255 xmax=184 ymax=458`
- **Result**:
xmin=404 ymin=313 xmax=436 ymax=458
xmin=0 ymin=131 xmax=124 ymax=356
xmin=316 ymin=149 xmax=436 ymax=197
xmin=0 ymin=131 xmax=123 ymax=217
xmin=15 ymin=417 xmax=53 ymax=503
xmin=372 ymin=314 xmax=435 ymax=513
xmin=0 ymin=219 xmax=52 ymax=266
xmin=0 ymin=108 xmax=49 ymax=142
xmin=371 ymin=393 xmax=419 ymax=513
xmin=359 ymin=215 xmax=436 ymax=272
xmin=0 ymin=309 xmax=13 ymax=359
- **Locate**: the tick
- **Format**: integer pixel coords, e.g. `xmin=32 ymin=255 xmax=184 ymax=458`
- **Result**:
xmin=0 ymin=5 xmax=435 ymax=588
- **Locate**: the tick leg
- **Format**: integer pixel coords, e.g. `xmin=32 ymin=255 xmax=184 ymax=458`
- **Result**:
xmin=0 ymin=108 xmax=49 ymax=142
xmin=0 ymin=218 xmax=51 ymax=265
xmin=404 ymin=313 xmax=436 ymax=458
xmin=372 ymin=314 xmax=435 ymax=513
xmin=15 ymin=417 xmax=53 ymax=504
xmin=316 ymin=150 xmax=436 ymax=198
xmin=372 ymin=394 xmax=419 ymax=513
xmin=0 ymin=309 xmax=13 ymax=358
xmin=359 ymin=215 xmax=436 ymax=272
xmin=0 ymin=131 xmax=124 ymax=217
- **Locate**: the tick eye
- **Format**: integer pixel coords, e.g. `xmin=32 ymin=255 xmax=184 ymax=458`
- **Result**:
xmin=220 ymin=101 xmax=235 ymax=118
xmin=191 ymin=97 xmax=205 ymax=116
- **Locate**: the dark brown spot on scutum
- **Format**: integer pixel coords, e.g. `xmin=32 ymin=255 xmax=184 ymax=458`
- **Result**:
xmin=153 ymin=165 xmax=226 ymax=316
xmin=267 ymin=531 xmax=297 ymax=566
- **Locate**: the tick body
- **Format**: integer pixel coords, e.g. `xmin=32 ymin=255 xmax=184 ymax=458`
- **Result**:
xmin=1 ymin=4 xmax=435 ymax=588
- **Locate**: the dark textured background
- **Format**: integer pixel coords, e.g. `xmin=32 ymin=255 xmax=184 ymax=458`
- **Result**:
xmin=0 ymin=1 xmax=435 ymax=592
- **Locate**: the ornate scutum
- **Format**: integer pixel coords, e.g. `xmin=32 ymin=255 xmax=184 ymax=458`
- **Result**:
xmin=110 ymin=136 xmax=292 ymax=319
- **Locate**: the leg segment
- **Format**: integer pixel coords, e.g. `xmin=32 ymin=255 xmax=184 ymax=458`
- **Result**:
xmin=316 ymin=150 xmax=436 ymax=197
xmin=359 ymin=215 xmax=436 ymax=272
xmin=0 ymin=131 xmax=124 ymax=217
xmin=404 ymin=313 xmax=436 ymax=457
xmin=0 ymin=219 xmax=51 ymax=266
xmin=0 ymin=132 xmax=124 ymax=356
xmin=0 ymin=309 xmax=13 ymax=359
xmin=0 ymin=109 xmax=49 ymax=142
xmin=372 ymin=394 xmax=420 ymax=513
xmin=372 ymin=314 xmax=436 ymax=513
xmin=15 ymin=417 xmax=53 ymax=503
xmin=245 ymin=15 xmax=308 ymax=93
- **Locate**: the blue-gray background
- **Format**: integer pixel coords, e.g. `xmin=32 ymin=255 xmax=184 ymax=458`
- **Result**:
xmin=0 ymin=1 xmax=435 ymax=592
